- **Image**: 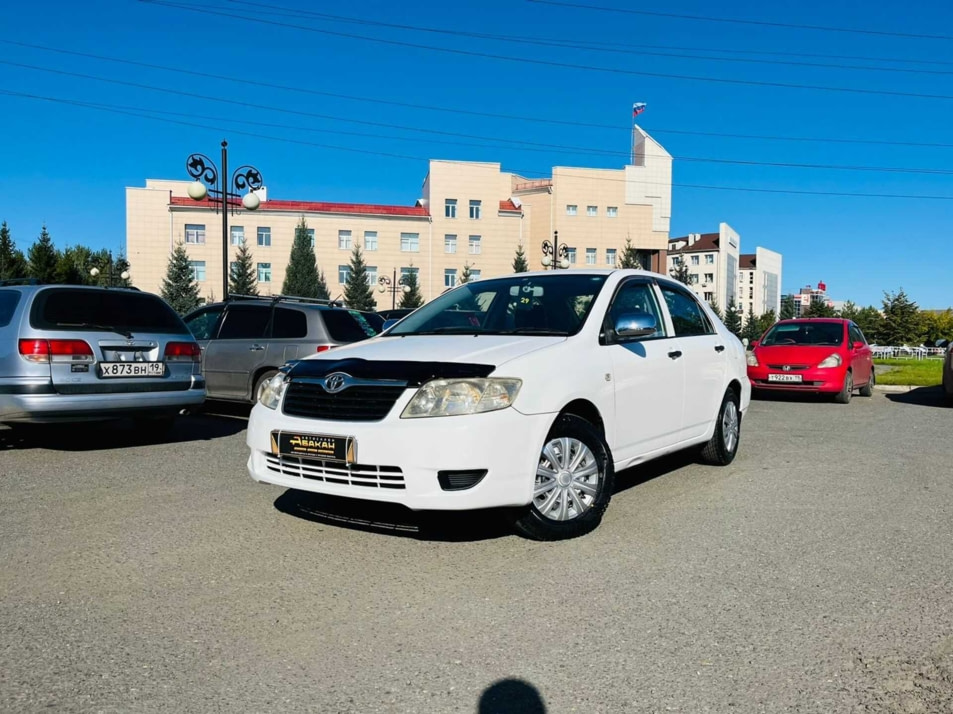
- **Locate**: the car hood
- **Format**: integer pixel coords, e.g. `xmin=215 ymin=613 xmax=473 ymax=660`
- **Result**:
xmin=755 ymin=344 xmax=844 ymax=365
xmin=300 ymin=334 xmax=566 ymax=370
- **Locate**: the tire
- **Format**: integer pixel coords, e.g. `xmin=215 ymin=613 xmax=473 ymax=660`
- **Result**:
xmin=834 ymin=370 xmax=854 ymax=404
xmin=252 ymin=369 xmax=279 ymax=404
xmin=859 ymin=368 xmax=875 ymax=397
xmin=943 ymin=370 xmax=953 ymax=407
xmin=700 ymin=389 xmax=741 ymax=466
xmin=511 ymin=414 xmax=614 ymax=541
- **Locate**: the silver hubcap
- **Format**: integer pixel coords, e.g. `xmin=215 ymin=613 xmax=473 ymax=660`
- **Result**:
xmin=722 ymin=400 xmax=739 ymax=454
xmin=533 ymin=437 xmax=601 ymax=522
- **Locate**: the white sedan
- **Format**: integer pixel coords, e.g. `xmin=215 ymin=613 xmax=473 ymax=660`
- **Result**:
xmin=246 ymin=269 xmax=750 ymax=540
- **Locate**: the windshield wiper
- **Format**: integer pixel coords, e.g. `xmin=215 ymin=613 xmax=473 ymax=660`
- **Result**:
xmin=56 ymin=322 xmax=134 ymax=339
xmin=498 ymin=328 xmax=570 ymax=336
xmin=400 ymin=326 xmax=487 ymax=335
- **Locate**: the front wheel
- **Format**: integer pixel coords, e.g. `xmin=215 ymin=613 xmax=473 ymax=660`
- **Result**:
xmin=511 ymin=414 xmax=614 ymax=541
xmin=834 ymin=370 xmax=854 ymax=404
xmin=700 ymin=389 xmax=741 ymax=465
xmin=859 ymin=368 xmax=875 ymax=397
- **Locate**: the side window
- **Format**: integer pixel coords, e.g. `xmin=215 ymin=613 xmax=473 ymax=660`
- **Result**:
xmin=272 ymin=307 xmax=308 ymax=339
xmin=184 ymin=306 xmax=224 ymax=340
xmin=216 ymin=305 xmax=271 ymax=340
xmin=605 ymin=281 xmax=666 ymax=339
xmin=849 ymin=324 xmax=865 ymax=345
xmin=0 ymin=290 xmax=22 ymax=328
xmin=659 ymin=284 xmax=714 ymax=337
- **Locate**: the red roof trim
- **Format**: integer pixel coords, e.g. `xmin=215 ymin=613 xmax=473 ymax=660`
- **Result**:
xmin=170 ymin=196 xmax=429 ymax=217
xmin=499 ymin=199 xmax=522 ymax=212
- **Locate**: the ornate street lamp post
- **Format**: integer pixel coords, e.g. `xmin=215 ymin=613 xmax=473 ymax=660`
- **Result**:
xmin=541 ymin=231 xmax=570 ymax=270
xmin=185 ymin=140 xmax=263 ymax=300
xmin=89 ymin=264 xmax=130 ymax=287
xmin=377 ymin=269 xmax=411 ymax=310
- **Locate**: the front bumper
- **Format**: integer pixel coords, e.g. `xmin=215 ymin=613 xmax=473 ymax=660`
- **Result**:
xmin=747 ymin=365 xmax=846 ymax=393
xmin=246 ymin=402 xmax=555 ymax=511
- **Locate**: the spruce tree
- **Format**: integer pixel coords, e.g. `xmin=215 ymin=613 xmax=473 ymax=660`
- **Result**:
xmin=617 ymin=237 xmax=641 ymax=268
xmin=780 ymin=295 xmax=797 ymax=320
xmin=838 ymin=300 xmax=859 ymax=322
xmin=741 ymin=305 xmax=762 ymax=343
xmin=343 ymin=242 xmax=376 ymax=310
xmin=723 ymin=297 xmax=743 ymax=336
xmin=855 ymin=306 xmax=884 ymax=344
xmin=0 ymin=221 xmax=28 ymax=280
xmin=230 ymin=239 xmax=259 ymax=297
xmin=880 ymin=289 xmax=922 ymax=345
xmin=804 ymin=300 xmax=837 ymax=318
xmin=669 ymin=260 xmax=691 ymax=286
xmin=113 ymin=252 xmax=133 ymax=288
xmin=709 ymin=299 xmax=724 ymax=321
xmin=399 ymin=266 xmax=424 ymax=309
xmin=161 ymin=243 xmax=202 ymax=315
xmin=512 ymin=244 xmax=529 ymax=273
xmin=281 ymin=218 xmax=326 ymax=299
xmin=756 ymin=310 xmax=777 ymax=336
xmin=459 ymin=261 xmax=474 ymax=284
xmin=54 ymin=245 xmax=91 ymax=285
xmin=28 ymin=225 xmax=58 ymax=284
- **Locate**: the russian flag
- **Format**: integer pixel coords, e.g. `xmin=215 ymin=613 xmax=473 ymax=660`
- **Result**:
xmin=632 ymin=102 xmax=646 ymax=117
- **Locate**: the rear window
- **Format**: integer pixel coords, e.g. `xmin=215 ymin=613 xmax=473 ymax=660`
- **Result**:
xmin=0 ymin=290 xmax=21 ymax=328
xmin=30 ymin=288 xmax=187 ymax=334
xmin=321 ymin=309 xmax=378 ymax=342
xmin=272 ymin=307 xmax=308 ymax=339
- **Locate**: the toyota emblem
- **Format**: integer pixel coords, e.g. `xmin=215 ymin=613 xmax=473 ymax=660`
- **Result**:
xmin=324 ymin=372 xmax=349 ymax=393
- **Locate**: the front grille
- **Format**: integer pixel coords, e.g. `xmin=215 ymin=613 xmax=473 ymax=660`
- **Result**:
xmin=282 ymin=382 xmax=405 ymax=421
xmin=265 ymin=453 xmax=405 ymax=489
xmin=767 ymin=364 xmax=810 ymax=371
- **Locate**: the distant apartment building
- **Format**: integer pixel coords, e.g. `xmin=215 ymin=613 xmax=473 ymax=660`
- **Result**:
xmin=785 ymin=282 xmax=834 ymax=317
xmin=666 ymin=223 xmax=741 ymax=309
xmin=737 ymin=248 xmax=782 ymax=317
xmin=125 ymin=128 xmax=673 ymax=304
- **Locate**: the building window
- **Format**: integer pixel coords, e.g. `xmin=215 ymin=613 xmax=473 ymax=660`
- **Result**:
xmin=257 ymin=262 xmax=271 ymax=282
xmin=749 ymin=287 xmax=754 ymax=299
xmin=185 ymin=224 xmax=206 ymax=244
xmin=400 ymin=266 xmax=419 ymax=280
xmin=230 ymin=226 xmax=244 ymax=246
xmin=704 ymin=292 xmax=714 ymax=301
xmin=691 ymin=255 xmax=700 ymax=265
xmin=189 ymin=260 xmax=206 ymax=281
xmin=364 ymin=231 xmax=377 ymax=251
xmin=705 ymin=254 xmax=714 ymax=264
xmin=445 ymin=199 xmax=457 ymax=219
xmin=400 ymin=233 xmax=419 ymax=252
xmin=566 ymin=204 xmax=577 ymax=216
xmin=606 ymin=248 xmax=617 ymax=265
xmin=749 ymin=272 xmax=754 ymax=283
xmin=586 ymin=205 xmax=597 ymax=217
xmin=468 ymin=235 xmax=481 ymax=254
xmin=338 ymin=230 xmax=352 ymax=250
xmin=338 ymin=265 xmax=350 ymax=284
xmin=306 ymin=228 xmax=315 ymax=248
xmin=366 ymin=266 xmax=377 ymax=286
xmin=690 ymin=273 xmax=699 ymax=284
xmin=257 ymin=227 xmax=271 ymax=247
xmin=607 ymin=206 xmax=618 ymax=218
xmin=444 ymin=234 xmax=457 ymax=253
xmin=586 ymin=248 xmax=597 ymax=265
xmin=469 ymin=200 xmax=482 ymax=219
xmin=704 ymin=273 xmax=714 ymax=283
xmin=469 ymin=269 xmax=481 ymax=281
xmin=566 ymin=247 xmax=577 ymax=264
xmin=444 ymin=269 xmax=457 ymax=288
xmin=672 ymin=256 xmax=681 ymax=265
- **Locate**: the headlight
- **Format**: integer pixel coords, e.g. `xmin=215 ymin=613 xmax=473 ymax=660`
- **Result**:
xmin=817 ymin=353 xmax=842 ymax=368
xmin=401 ymin=378 xmax=522 ymax=418
xmin=259 ymin=372 xmax=289 ymax=409
xmin=746 ymin=352 xmax=759 ymax=367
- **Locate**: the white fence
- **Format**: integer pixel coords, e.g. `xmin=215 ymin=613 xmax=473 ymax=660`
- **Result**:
xmin=871 ymin=345 xmax=946 ymax=360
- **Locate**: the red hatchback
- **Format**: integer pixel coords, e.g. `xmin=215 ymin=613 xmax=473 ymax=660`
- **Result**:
xmin=746 ymin=318 xmax=874 ymax=403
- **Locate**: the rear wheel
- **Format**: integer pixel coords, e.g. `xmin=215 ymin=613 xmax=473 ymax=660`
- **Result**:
xmin=859 ymin=368 xmax=875 ymax=397
xmin=700 ymin=389 xmax=741 ymax=465
xmin=511 ymin=414 xmax=614 ymax=541
xmin=834 ymin=370 xmax=854 ymax=404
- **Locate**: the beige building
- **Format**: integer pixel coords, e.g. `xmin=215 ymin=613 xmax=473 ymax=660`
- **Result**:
xmin=737 ymin=247 xmax=783 ymax=317
xmin=126 ymin=128 xmax=673 ymax=306
xmin=666 ymin=222 xmax=741 ymax=309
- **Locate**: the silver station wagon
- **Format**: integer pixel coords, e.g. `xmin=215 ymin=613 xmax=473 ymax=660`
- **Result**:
xmin=0 ymin=282 xmax=206 ymax=428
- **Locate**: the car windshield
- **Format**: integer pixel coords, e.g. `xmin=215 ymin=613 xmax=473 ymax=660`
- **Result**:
xmin=386 ymin=273 xmax=608 ymax=337
xmin=761 ymin=322 xmax=844 ymax=346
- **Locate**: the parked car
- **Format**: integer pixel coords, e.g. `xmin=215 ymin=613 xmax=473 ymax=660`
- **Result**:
xmin=245 ymin=270 xmax=750 ymax=540
xmin=746 ymin=318 xmax=874 ymax=403
xmin=183 ymin=295 xmax=379 ymax=403
xmin=0 ymin=282 xmax=205 ymax=427
xmin=939 ymin=339 xmax=953 ymax=405
xmin=377 ymin=308 xmax=415 ymax=322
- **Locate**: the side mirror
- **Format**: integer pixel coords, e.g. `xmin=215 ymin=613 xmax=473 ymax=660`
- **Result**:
xmin=749 ymin=340 xmax=759 ymax=349
xmin=852 ymin=341 xmax=865 ymax=350
xmin=614 ymin=312 xmax=657 ymax=339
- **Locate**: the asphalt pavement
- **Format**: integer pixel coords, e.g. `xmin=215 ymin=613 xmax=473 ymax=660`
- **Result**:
xmin=1 ymin=389 xmax=951 ymax=713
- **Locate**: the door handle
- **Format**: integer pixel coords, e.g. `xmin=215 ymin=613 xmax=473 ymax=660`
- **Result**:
xmin=249 ymin=344 xmax=265 ymax=351
xmin=668 ymin=350 xmax=683 ymax=360
xmin=714 ymin=345 xmax=726 ymax=352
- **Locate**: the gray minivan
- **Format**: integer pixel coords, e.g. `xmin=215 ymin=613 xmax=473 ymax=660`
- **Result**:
xmin=0 ymin=283 xmax=206 ymax=426
xmin=183 ymin=296 xmax=379 ymax=403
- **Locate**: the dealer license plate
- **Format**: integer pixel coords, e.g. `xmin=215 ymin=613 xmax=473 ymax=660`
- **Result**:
xmin=99 ymin=362 xmax=165 ymax=378
xmin=273 ymin=431 xmax=355 ymax=463
xmin=767 ymin=373 xmax=802 ymax=383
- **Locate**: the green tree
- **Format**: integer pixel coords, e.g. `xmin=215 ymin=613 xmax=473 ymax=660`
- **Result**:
xmin=921 ymin=309 xmax=953 ymax=346
xmin=399 ymin=266 xmax=424 ymax=309
xmin=113 ymin=252 xmax=133 ymax=288
xmin=281 ymin=218 xmax=328 ymax=299
xmin=723 ymin=297 xmax=743 ymax=336
xmin=855 ymin=306 xmax=884 ymax=343
xmin=343 ymin=242 xmax=376 ymax=310
xmin=161 ymin=243 xmax=202 ymax=315
xmin=230 ymin=239 xmax=259 ymax=297
xmin=669 ymin=259 xmax=691 ymax=286
xmin=879 ymin=289 xmax=922 ymax=345
xmin=28 ymin=225 xmax=58 ymax=284
xmin=459 ymin=261 xmax=474 ymax=284
xmin=756 ymin=310 xmax=777 ymax=337
xmin=617 ymin=236 xmax=641 ymax=268
xmin=0 ymin=221 xmax=28 ymax=280
xmin=708 ymin=299 xmax=723 ymax=322
xmin=54 ymin=245 xmax=92 ymax=285
xmin=741 ymin=305 xmax=761 ymax=343
xmin=512 ymin=244 xmax=529 ymax=273
xmin=780 ymin=295 xmax=797 ymax=320
xmin=804 ymin=300 xmax=837 ymax=318
xmin=838 ymin=300 xmax=860 ymax=322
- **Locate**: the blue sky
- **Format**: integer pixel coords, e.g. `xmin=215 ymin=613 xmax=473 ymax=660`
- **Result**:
xmin=1 ymin=0 xmax=951 ymax=308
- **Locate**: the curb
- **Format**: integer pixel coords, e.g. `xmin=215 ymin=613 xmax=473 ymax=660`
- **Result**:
xmin=874 ymin=384 xmax=920 ymax=393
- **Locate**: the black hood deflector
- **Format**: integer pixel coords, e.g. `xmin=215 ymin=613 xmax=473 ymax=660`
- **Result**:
xmin=286 ymin=358 xmax=495 ymax=387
